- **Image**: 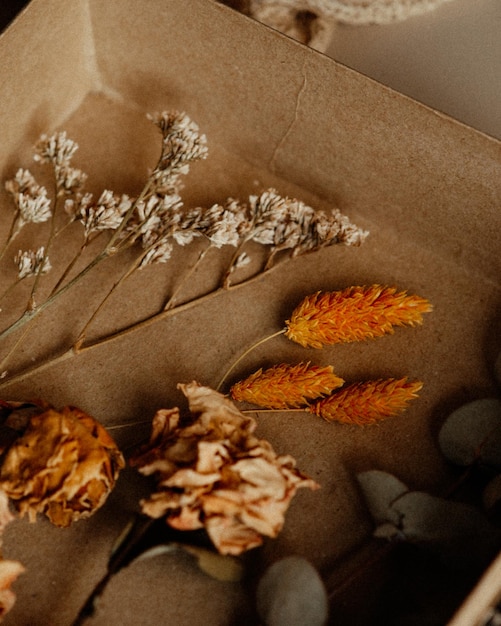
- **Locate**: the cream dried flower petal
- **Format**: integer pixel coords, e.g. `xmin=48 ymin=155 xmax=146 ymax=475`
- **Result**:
xmin=131 ymin=382 xmax=318 ymax=555
xmin=205 ymin=517 xmax=263 ymax=555
xmin=0 ymin=491 xmax=13 ymax=541
xmin=0 ymin=559 xmax=24 ymax=621
xmin=0 ymin=406 xmax=124 ymax=527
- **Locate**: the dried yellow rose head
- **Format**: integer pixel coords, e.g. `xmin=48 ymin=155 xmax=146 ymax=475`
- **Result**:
xmin=0 ymin=404 xmax=125 ymax=527
xmin=131 ymin=382 xmax=319 ymax=555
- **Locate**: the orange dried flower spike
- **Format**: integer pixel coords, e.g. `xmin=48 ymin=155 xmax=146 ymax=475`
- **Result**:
xmin=285 ymin=285 xmax=432 ymax=348
xmin=310 ymin=378 xmax=423 ymax=425
xmin=230 ymin=362 xmax=344 ymax=409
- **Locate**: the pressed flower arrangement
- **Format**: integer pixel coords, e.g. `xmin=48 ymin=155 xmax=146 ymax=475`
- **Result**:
xmin=0 ymin=109 xmax=444 ymax=624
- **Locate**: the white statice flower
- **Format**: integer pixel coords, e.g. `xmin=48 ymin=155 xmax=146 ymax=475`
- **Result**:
xmin=135 ymin=193 xmax=183 ymax=240
xmin=233 ymin=252 xmax=251 ymax=270
xmin=293 ymin=208 xmax=369 ymax=255
xmin=246 ymin=189 xmax=368 ymax=258
xmin=171 ymin=207 xmax=208 ymax=246
xmin=33 ymin=132 xmax=87 ymax=193
xmin=204 ymin=200 xmax=248 ymax=248
xmin=56 ymin=165 xmax=87 ymax=195
xmin=148 ymin=111 xmax=208 ymax=194
xmin=248 ymin=189 xmax=289 ymax=245
xmin=4 ymin=168 xmax=39 ymax=196
xmin=139 ymin=238 xmax=174 ymax=268
xmin=319 ymin=208 xmax=369 ymax=247
xmin=17 ymin=190 xmax=52 ymax=225
xmin=34 ymin=131 xmax=78 ymax=168
xmin=79 ymin=190 xmax=132 ymax=237
xmin=15 ymin=247 xmax=52 ymax=280
xmin=271 ymin=198 xmax=316 ymax=252
xmin=5 ymin=169 xmax=52 ymax=231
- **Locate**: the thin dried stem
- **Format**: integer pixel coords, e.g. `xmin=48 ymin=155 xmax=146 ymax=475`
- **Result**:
xmin=0 ymin=211 xmax=21 ymax=263
xmin=0 ymin=278 xmax=22 ymax=306
xmin=163 ymin=241 xmax=212 ymax=311
xmin=0 ymin=321 xmax=34 ymax=376
xmin=27 ymin=181 xmax=59 ymax=310
xmin=221 ymin=238 xmax=249 ymax=289
xmin=75 ymin=249 xmax=148 ymax=347
xmin=215 ymin=329 xmax=286 ymax=392
xmin=0 ymin=260 xmax=281 ymax=389
xmin=49 ymin=234 xmax=95 ymax=296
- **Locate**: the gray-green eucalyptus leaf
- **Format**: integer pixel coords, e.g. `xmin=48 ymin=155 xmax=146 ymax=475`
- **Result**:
xmin=438 ymin=398 xmax=501 ymax=467
xmin=483 ymin=473 xmax=501 ymax=513
xmin=256 ymin=556 xmax=328 ymax=626
xmin=357 ymin=469 xmax=408 ymax=526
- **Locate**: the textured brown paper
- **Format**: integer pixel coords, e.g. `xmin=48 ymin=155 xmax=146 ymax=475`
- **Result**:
xmin=0 ymin=1 xmax=499 ymax=624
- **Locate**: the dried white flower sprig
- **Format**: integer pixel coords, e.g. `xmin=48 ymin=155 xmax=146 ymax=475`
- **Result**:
xmin=14 ymin=247 xmax=51 ymax=280
xmin=0 ymin=110 xmax=367 ymax=386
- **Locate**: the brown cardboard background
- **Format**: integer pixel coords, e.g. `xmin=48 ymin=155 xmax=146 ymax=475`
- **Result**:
xmin=0 ymin=1 xmax=499 ymax=624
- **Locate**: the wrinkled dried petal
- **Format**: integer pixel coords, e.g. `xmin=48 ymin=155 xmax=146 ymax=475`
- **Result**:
xmin=230 ymin=362 xmax=344 ymax=409
xmin=131 ymin=383 xmax=318 ymax=555
xmin=0 ymin=559 xmax=24 ymax=620
xmin=310 ymin=378 xmax=423 ymax=425
xmin=285 ymin=286 xmax=432 ymax=348
xmin=0 ymin=406 xmax=124 ymax=527
xmin=0 ymin=491 xmax=13 ymax=543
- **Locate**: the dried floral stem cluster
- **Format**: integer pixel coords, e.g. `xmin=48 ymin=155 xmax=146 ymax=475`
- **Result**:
xmin=229 ymin=285 xmax=432 ymax=424
xmin=0 ymin=109 xmax=435 ymax=623
xmin=0 ymin=111 xmax=367 ymax=385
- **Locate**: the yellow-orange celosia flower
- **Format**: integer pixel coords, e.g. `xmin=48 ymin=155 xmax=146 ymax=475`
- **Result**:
xmin=0 ymin=405 xmax=125 ymax=527
xmin=284 ymin=286 xmax=432 ymax=348
xmin=230 ymin=362 xmax=344 ymax=409
xmin=310 ymin=378 xmax=423 ymax=425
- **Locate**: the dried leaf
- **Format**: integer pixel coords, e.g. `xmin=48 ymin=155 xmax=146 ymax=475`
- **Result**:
xmin=310 ymin=378 xmax=423 ymax=425
xmin=0 ymin=405 xmax=125 ymax=527
xmin=230 ymin=362 xmax=344 ymax=409
xmin=130 ymin=382 xmax=319 ymax=555
xmin=438 ymin=398 xmax=501 ymax=468
xmin=284 ymin=286 xmax=432 ymax=348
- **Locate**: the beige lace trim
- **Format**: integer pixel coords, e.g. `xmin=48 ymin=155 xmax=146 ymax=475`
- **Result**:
xmin=244 ymin=0 xmax=456 ymax=50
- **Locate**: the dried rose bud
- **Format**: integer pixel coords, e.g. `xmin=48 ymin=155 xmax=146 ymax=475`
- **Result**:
xmin=0 ymin=405 xmax=124 ymax=527
xmin=131 ymin=382 xmax=319 ymax=555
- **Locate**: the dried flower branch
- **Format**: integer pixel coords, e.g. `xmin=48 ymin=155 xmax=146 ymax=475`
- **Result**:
xmin=0 ymin=403 xmax=124 ymax=527
xmin=0 ymin=111 xmax=367 ymax=388
xmin=285 ymin=286 xmax=433 ymax=348
xmin=130 ymin=382 xmax=318 ymax=555
xmin=309 ymin=378 xmax=423 ymax=425
xmin=230 ymin=362 xmax=344 ymax=409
